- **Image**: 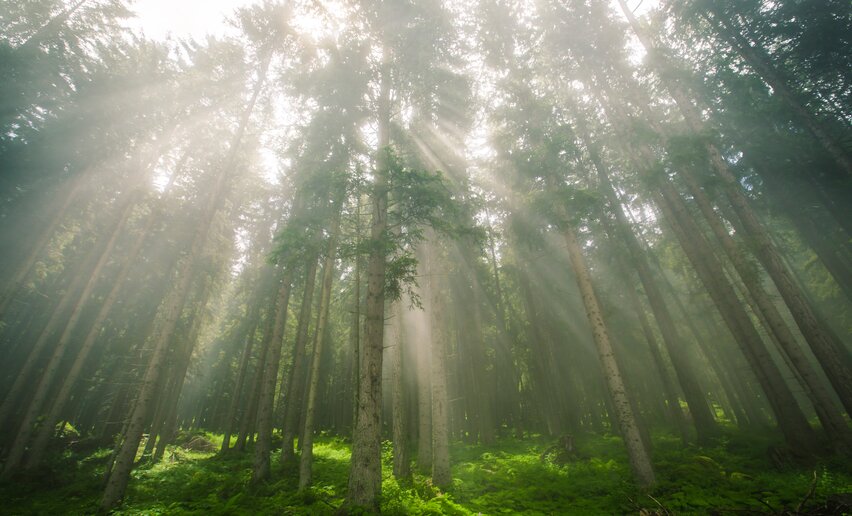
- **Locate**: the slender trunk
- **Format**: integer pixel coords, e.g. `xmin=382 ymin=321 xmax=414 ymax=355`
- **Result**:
xmin=221 ymin=279 xmax=266 ymax=453
xmin=654 ymin=181 xmax=817 ymax=451
xmin=153 ymin=286 xmax=210 ymax=462
xmin=26 ymin=156 xmax=191 ymax=467
xmin=680 ymin=168 xmax=852 ymax=447
xmin=619 ymin=0 xmax=852 ymax=418
xmin=299 ymin=200 xmax=342 ymax=489
xmin=0 ymin=172 xmax=87 ymax=320
xmin=416 ymin=267 xmax=433 ymax=473
xmin=100 ymin=53 xmax=270 ymax=511
xmin=562 ymin=224 xmax=655 ymax=488
xmin=251 ymin=269 xmax=294 ymax=482
xmin=589 ymin=149 xmax=718 ymax=442
xmin=1 ymin=192 xmax=140 ymax=476
xmin=0 ymin=226 xmax=108 ymax=431
xmin=625 ymin=278 xmax=689 ymax=443
xmin=349 ymin=195 xmax=363 ymax=434
xmin=280 ymin=257 xmax=319 ymax=465
xmin=236 ymin=307 xmax=274 ymax=454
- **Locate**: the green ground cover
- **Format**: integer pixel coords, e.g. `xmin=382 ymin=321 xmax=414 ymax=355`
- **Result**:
xmin=1 ymin=429 xmax=849 ymax=514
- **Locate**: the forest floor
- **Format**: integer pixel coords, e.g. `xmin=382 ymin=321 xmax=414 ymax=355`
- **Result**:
xmin=1 ymin=428 xmax=850 ymax=515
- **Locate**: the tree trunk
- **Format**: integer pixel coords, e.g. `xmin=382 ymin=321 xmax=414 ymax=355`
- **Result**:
xmin=618 ymin=0 xmax=852 ymax=418
xmin=345 ymin=57 xmax=390 ymax=512
xmin=679 ymin=168 xmax=852 ymax=447
xmin=280 ymin=257 xmax=319 ymax=465
xmin=561 ymin=224 xmax=655 ymax=488
xmin=299 ymin=199 xmax=342 ymax=489
xmin=250 ymin=269 xmax=294 ymax=483
xmin=388 ymin=302 xmax=410 ymax=479
xmin=1 ymin=191 xmax=140 ymax=477
xmin=427 ymin=241 xmax=452 ymax=488
xmin=653 ymin=180 xmax=817 ymax=452
xmin=221 ymin=273 xmax=267 ymax=453
xmin=589 ymin=147 xmax=718 ymax=443
xmin=100 ymin=52 xmax=270 ymax=511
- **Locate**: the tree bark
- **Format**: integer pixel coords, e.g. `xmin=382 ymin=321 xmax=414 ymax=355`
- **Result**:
xmin=299 ymin=199 xmax=342 ymax=489
xmin=427 ymin=241 xmax=452 ymax=488
xmin=561 ymin=224 xmax=655 ymax=488
xmin=100 ymin=52 xmax=271 ymax=511
xmin=618 ymin=0 xmax=852 ymax=418
xmin=390 ymin=302 xmax=410 ymax=479
xmin=679 ymin=168 xmax=852 ymax=447
xmin=250 ymin=269 xmax=294 ymax=483
xmin=345 ymin=56 xmax=390 ymax=512
xmin=653 ymin=180 xmax=817 ymax=452
xmin=280 ymin=256 xmax=319 ymax=465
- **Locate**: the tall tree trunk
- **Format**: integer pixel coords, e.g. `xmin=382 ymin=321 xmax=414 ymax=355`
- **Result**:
xmin=588 ymin=145 xmax=718 ymax=443
xmin=0 ymin=172 xmax=87 ymax=320
xmin=618 ymin=0 xmax=852 ymax=418
xmin=679 ymin=168 xmax=852 ymax=447
xmin=345 ymin=56 xmax=390 ymax=512
xmin=250 ymin=269 xmax=294 ymax=482
xmin=1 ymin=190 xmax=141 ymax=476
xmin=280 ymin=257 xmax=319 ymax=465
xmin=236 ymin=305 xmax=274 ymax=454
xmin=100 ymin=52 xmax=270 ymax=511
xmin=152 ymin=281 xmax=212 ymax=462
xmin=299 ymin=199 xmax=342 ymax=489
xmin=427 ymin=241 xmax=452 ymax=488
xmin=0 ymin=221 xmax=112 ymax=432
xmin=416 ymin=265 xmax=433 ymax=473
xmin=221 ymin=273 xmax=267 ymax=453
xmin=26 ymin=163 xmax=189 ymax=469
xmin=389 ymin=301 xmax=411 ymax=479
xmin=653 ymin=180 xmax=817 ymax=452
xmin=561 ymin=223 xmax=655 ymax=488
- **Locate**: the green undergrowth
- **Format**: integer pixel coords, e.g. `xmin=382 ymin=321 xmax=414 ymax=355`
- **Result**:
xmin=1 ymin=429 xmax=850 ymax=514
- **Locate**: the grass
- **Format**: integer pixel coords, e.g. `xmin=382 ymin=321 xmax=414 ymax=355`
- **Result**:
xmin=1 ymin=428 xmax=850 ymax=514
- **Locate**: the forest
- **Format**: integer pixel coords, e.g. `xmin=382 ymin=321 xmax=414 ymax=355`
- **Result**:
xmin=0 ymin=0 xmax=850 ymax=514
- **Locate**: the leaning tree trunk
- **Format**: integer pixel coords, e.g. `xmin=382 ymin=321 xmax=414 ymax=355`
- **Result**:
xmin=221 ymin=270 xmax=269 ymax=452
xmin=653 ymin=180 xmax=817 ymax=452
xmin=1 ymin=189 xmax=141 ymax=477
xmin=678 ymin=167 xmax=852 ymax=447
xmin=618 ymin=0 xmax=852 ymax=418
xmin=25 ymin=157 xmax=190 ymax=470
xmin=561 ymin=222 xmax=656 ymax=488
xmin=237 ymin=305 xmax=274 ymax=454
xmin=100 ymin=52 xmax=271 ymax=512
xmin=589 ymin=147 xmax=718 ymax=443
xmin=0 ymin=221 xmax=114 ymax=432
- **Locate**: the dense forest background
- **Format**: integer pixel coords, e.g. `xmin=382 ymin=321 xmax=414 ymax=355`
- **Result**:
xmin=0 ymin=0 xmax=850 ymax=513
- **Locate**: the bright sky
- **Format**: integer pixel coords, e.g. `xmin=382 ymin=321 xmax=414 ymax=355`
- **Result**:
xmin=128 ymin=0 xmax=259 ymax=41
xmin=129 ymin=0 xmax=658 ymax=42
